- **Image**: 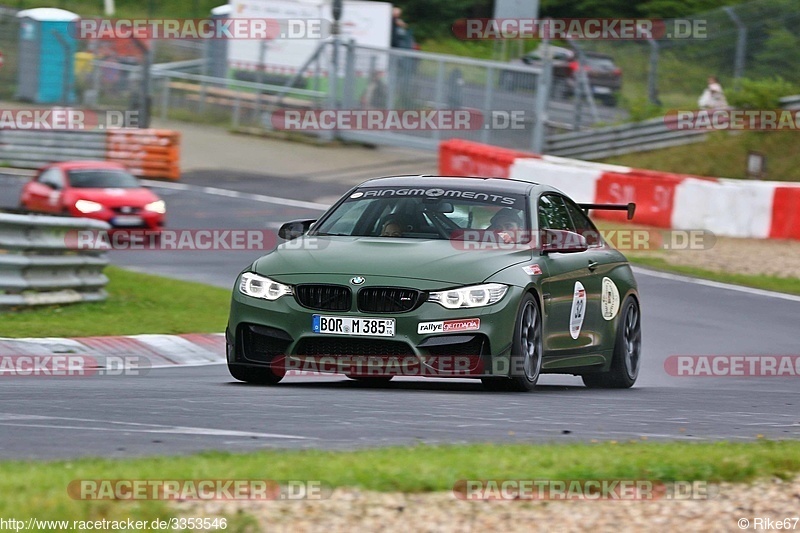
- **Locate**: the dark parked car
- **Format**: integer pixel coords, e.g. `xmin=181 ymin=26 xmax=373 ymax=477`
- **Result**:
xmin=502 ymin=45 xmax=622 ymax=106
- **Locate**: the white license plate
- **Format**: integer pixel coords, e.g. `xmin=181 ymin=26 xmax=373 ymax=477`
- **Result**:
xmin=113 ymin=215 xmax=143 ymax=226
xmin=592 ymin=86 xmax=612 ymax=94
xmin=312 ymin=315 xmax=395 ymax=337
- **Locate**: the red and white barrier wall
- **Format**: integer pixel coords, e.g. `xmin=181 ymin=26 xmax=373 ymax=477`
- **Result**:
xmin=439 ymin=140 xmax=800 ymax=240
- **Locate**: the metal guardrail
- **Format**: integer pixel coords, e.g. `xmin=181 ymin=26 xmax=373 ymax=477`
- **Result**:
xmin=0 ymin=128 xmax=181 ymax=180
xmin=0 ymin=213 xmax=110 ymax=308
xmin=780 ymin=95 xmax=800 ymax=110
xmin=0 ymin=130 xmax=108 ymax=168
xmin=544 ymin=116 xmax=708 ymax=160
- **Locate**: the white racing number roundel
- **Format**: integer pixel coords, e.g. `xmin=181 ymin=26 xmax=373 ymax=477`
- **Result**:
xmin=569 ymin=281 xmax=587 ymax=340
xmin=601 ymin=277 xmax=621 ymax=321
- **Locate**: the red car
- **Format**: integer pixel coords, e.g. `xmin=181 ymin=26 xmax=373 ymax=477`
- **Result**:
xmin=19 ymin=161 xmax=165 ymax=231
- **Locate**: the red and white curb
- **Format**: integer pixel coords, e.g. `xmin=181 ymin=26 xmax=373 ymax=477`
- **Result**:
xmin=0 ymin=333 xmax=225 ymax=371
xmin=440 ymin=139 xmax=800 ymax=240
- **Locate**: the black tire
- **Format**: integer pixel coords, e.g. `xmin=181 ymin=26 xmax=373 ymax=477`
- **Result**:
xmin=582 ymin=296 xmax=641 ymax=389
xmin=228 ymin=363 xmax=283 ymax=385
xmin=482 ymin=293 xmax=542 ymax=392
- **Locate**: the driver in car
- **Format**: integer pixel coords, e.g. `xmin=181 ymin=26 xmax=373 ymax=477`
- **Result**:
xmin=488 ymin=208 xmax=524 ymax=244
xmin=380 ymin=218 xmax=406 ymax=237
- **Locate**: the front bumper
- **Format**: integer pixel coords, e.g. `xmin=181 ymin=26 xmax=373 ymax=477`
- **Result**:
xmin=227 ymin=282 xmax=525 ymax=378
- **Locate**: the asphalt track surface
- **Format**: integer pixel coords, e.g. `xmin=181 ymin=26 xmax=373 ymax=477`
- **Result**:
xmin=1 ymin=172 xmax=798 ymax=459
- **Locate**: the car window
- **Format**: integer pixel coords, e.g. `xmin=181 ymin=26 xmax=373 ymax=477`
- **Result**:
xmin=585 ymin=57 xmax=616 ymax=70
xmin=67 ymin=170 xmax=139 ymax=189
xmin=564 ymin=198 xmax=602 ymax=246
xmin=313 ymin=188 xmax=529 ymax=239
xmin=538 ymin=194 xmax=574 ymax=232
xmin=38 ymin=168 xmax=64 ymax=189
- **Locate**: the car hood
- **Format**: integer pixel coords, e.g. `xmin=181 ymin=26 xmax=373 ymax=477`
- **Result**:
xmin=253 ymin=236 xmax=532 ymax=285
xmin=64 ymin=187 xmax=160 ymax=207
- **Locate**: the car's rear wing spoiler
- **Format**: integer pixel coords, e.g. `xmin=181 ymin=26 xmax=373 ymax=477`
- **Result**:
xmin=579 ymin=202 xmax=636 ymax=220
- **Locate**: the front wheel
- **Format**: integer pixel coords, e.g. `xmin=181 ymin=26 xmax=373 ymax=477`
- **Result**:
xmin=582 ymin=296 xmax=641 ymax=388
xmin=482 ymin=293 xmax=542 ymax=392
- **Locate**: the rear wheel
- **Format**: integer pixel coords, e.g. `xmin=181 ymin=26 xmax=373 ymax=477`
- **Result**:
xmin=228 ymin=363 xmax=283 ymax=385
xmin=582 ymin=296 xmax=641 ymax=388
xmin=482 ymin=293 xmax=542 ymax=392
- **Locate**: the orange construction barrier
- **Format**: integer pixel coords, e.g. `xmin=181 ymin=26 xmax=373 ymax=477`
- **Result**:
xmin=104 ymin=129 xmax=181 ymax=180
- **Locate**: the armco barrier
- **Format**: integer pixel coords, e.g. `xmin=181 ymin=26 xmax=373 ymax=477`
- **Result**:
xmin=0 ymin=129 xmax=181 ymax=180
xmin=0 ymin=213 xmax=110 ymax=308
xmin=439 ymin=139 xmax=800 ymax=241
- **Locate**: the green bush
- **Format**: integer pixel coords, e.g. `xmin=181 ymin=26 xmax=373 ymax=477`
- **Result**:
xmin=727 ymin=77 xmax=798 ymax=109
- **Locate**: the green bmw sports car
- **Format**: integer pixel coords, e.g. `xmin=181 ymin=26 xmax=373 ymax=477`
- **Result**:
xmin=226 ymin=176 xmax=641 ymax=392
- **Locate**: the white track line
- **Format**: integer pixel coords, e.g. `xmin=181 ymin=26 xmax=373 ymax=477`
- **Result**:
xmin=140 ymin=179 xmax=329 ymax=211
xmin=632 ymin=266 xmax=800 ymax=303
xmin=0 ymin=414 xmax=312 ymax=439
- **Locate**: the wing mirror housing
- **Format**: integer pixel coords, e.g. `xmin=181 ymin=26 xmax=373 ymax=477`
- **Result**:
xmin=278 ymin=219 xmax=316 ymax=240
xmin=541 ymin=229 xmax=589 ymax=254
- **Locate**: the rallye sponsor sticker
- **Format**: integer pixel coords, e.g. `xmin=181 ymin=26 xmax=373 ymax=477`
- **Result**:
xmin=522 ymin=264 xmax=542 ymax=276
xmin=418 ymin=318 xmax=480 ymax=334
xmin=601 ymin=277 xmax=621 ymax=320
xmin=569 ymin=281 xmax=587 ymax=340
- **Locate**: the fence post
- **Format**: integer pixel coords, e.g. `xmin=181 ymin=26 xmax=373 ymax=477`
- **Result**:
xmin=647 ymin=37 xmax=661 ymax=106
xmin=723 ymin=6 xmax=747 ymax=87
xmin=532 ymin=36 xmax=551 ymax=153
xmin=160 ymin=75 xmax=170 ymax=121
xmin=433 ymin=59 xmax=445 ymax=142
xmin=232 ymin=91 xmax=241 ymax=129
xmin=342 ymin=39 xmax=356 ymax=109
xmin=481 ymin=66 xmax=494 ymax=144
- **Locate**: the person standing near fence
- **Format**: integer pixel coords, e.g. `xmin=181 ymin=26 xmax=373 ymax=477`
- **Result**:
xmin=698 ymin=76 xmax=730 ymax=110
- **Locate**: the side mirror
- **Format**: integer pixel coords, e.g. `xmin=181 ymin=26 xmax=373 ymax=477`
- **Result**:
xmin=278 ymin=219 xmax=316 ymax=240
xmin=541 ymin=229 xmax=588 ymax=254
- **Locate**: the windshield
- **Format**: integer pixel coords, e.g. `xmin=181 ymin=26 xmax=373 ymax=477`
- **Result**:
xmin=67 ymin=170 xmax=140 ymax=189
xmin=585 ymin=57 xmax=617 ymax=70
xmin=312 ymin=187 xmax=529 ymax=240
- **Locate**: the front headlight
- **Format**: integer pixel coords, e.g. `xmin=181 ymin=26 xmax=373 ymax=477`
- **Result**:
xmin=75 ymin=199 xmax=103 ymax=213
xmin=144 ymin=200 xmax=166 ymax=214
xmin=428 ymin=283 xmax=508 ymax=309
xmin=239 ymin=272 xmax=292 ymax=301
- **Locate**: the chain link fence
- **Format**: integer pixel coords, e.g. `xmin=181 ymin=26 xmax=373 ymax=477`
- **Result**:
xmin=576 ymin=0 xmax=800 ymax=114
xmin=0 ymin=7 xmax=20 ymax=101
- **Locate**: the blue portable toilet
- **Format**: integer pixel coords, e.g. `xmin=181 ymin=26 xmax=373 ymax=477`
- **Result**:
xmin=16 ymin=8 xmax=80 ymax=104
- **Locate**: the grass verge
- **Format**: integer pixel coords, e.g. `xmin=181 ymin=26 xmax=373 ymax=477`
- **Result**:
xmin=1 ymin=441 xmax=798 ymax=522
xmin=600 ymin=130 xmax=800 ymax=181
xmin=0 ymin=266 xmax=231 ymax=338
xmin=628 ymin=256 xmax=800 ymax=296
